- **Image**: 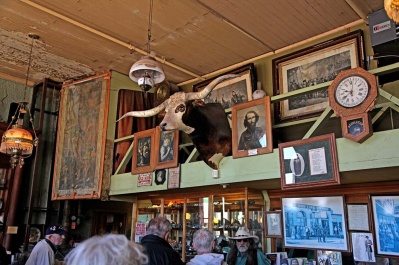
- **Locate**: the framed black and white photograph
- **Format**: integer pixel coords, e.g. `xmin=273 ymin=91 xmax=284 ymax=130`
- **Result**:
xmin=351 ymin=232 xmax=375 ymax=262
xmin=193 ymin=63 xmax=257 ymax=109
xmin=346 ymin=204 xmax=370 ymax=231
xmin=232 ymin=96 xmax=273 ymax=158
xmin=316 ymin=250 xmax=342 ymax=265
xmin=371 ymin=195 xmax=399 ymax=256
xmin=278 ymin=133 xmax=340 ymax=190
xmin=272 ymin=30 xmax=364 ymax=123
xmin=282 ymin=196 xmax=348 ymax=251
xmin=154 ymin=169 xmax=166 ymax=185
xmin=265 ymin=211 xmax=283 ymax=238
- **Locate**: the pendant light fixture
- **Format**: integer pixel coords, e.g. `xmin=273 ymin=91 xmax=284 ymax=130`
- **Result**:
xmin=0 ymin=33 xmax=39 ymax=168
xmin=129 ymin=0 xmax=165 ymax=96
xmin=385 ymin=0 xmax=399 ymax=23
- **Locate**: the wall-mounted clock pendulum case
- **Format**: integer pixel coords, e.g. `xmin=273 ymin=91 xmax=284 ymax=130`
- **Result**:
xmin=328 ymin=67 xmax=378 ymax=143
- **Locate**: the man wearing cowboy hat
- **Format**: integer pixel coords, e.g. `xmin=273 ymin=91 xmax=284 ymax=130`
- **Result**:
xmin=227 ymin=227 xmax=270 ymax=265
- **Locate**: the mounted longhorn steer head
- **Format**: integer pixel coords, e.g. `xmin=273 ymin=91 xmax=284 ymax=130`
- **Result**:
xmin=117 ymin=74 xmax=237 ymax=170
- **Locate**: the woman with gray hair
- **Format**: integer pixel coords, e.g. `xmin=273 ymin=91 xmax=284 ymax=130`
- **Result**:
xmin=64 ymin=234 xmax=148 ymax=265
xmin=188 ymin=228 xmax=226 ymax=265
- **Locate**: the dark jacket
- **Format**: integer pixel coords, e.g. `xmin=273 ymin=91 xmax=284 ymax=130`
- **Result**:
xmin=141 ymin=234 xmax=185 ymax=265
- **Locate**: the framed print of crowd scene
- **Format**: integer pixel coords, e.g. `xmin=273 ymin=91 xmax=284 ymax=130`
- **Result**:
xmin=371 ymin=195 xmax=399 ymax=256
xmin=278 ymin=133 xmax=340 ymax=190
xmin=272 ymin=30 xmax=364 ymax=123
xmin=231 ymin=96 xmax=273 ymax=159
xmin=282 ymin=196 xmax=348 ymax=251
xmin=193 ymin=63 xmax=257 ymax=109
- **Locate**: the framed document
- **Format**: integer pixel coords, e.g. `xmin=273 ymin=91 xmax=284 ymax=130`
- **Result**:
xmin=264 ymin=211 xmax=282 ymax=238
xmin=346 ymin=204 xmax=370 ymax=231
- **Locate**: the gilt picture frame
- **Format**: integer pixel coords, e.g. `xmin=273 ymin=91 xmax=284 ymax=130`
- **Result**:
xmin=278 ymin=133 xmax=340 ymax=190
xmin=272 ymin=30 xmax=364 ymax=123
xmin=232 ymin=96 xmax=273 ymax=158
xmin=193 ymin=63 xmax=257 ymax=109
xmin=154 ymin=126 xmax=179 ymax=170
xmin=132 ymin=128 xmax=155 ymax=174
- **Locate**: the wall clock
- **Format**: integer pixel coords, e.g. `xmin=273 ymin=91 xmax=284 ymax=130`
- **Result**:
xmin=328 ymin=67 xmax=378 ymax=143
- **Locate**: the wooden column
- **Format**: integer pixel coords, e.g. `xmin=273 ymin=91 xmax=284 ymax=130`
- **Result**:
xmin=4 ymin=166 xmax=23 ymax=252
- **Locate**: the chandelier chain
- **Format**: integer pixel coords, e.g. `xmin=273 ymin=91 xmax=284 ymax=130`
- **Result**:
xmin=24 ymin=35 xmax=35 ymax=101
xmin=147 ymin=0 xmax=154 ymax=56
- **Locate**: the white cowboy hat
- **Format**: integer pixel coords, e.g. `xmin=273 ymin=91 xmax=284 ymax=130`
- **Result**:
xmin=229 ymin=227 xmax=259 ymax=243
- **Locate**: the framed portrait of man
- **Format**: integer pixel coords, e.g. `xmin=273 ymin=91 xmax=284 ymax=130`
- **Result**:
xmin=231 ymin=96 xmax=273 ymax=159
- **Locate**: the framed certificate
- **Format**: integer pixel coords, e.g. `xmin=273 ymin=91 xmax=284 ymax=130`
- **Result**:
xmin=346 ymin=204 xmax=370 ymax=231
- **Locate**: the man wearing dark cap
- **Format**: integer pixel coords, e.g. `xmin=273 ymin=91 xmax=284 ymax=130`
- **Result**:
xmin=26 ymin=224 xmax=66 ymax=265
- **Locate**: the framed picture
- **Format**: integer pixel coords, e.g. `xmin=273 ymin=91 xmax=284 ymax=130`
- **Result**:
xmin=193 ymin=63 xmax=257 ymax=109
xmin=52 ymin=73 xmax=110 ymax=200
xmin=272 ymin=30 xmax=364 ymax=123
xmin=351 ymin=232 xmax=376 ymax=262
xmin=154 ymin=126 xmax=179 ymax=170
xmin=265 ymin=211 xmax=283 ymax=238
xmin=278 ymin=133 xmax=340 ymax=190
xmin=371 ymin=195 xmax=399 ymax=256
xmin=316 ymin=250 xmax=342 ymax=265
xmin=232 ymin=96 xmax=273 ymax=158
xmin=346 ymin=204 xmax=370 ymax=231
xmin=132 ymin=128 xmax=155 ymax=174
xmin=282 ymin=196 xmax=348 ymax=251
xmin=167 ymin=166 xmax=180 ymax=189
xmin=137 ymin=173 xmax=152 ymax=187
xmin=154 ymin=169 xmax=166 ymax=185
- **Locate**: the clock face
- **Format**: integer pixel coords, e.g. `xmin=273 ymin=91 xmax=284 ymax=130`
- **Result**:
xmin=335 ymin=75 xmax=369 ymax=108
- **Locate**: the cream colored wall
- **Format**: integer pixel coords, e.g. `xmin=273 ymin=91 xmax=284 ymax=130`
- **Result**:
xmin=110 ymin=129 xmax=399 ymax=195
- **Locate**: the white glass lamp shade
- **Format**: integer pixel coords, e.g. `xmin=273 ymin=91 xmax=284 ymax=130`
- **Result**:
xmin=129 ymin=56 xmax=165 ymax=84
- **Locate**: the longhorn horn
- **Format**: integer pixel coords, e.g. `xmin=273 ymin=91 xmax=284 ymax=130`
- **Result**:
xmin=116 ymin=101 xmax=167 ymax=122
xmin=186 ymin=74 xmax=239 ymax=100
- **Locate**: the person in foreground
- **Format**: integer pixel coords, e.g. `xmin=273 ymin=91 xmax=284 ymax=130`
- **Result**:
xmin=25 ymin=224 xmax=66 ymax=265
xmin=64 ymin=233 xmax=148 ymax=265
xmin=187 ymin=228 xmax=226 ymax=265
xmin=140 ymin=217 xmax=185 ymax=265
xmin=227 ymin=227 xmax=270 ymax=265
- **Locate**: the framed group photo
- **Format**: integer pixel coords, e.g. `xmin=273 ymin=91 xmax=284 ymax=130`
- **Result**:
xmin=272 ymin=30 xmax=364 ymax=123
xmin=371 ymin=195 xmax=399 ymax=256
xmin=154 ymin=126 xmax=179 ymax=170
xmin=278 ymin=133 xmax=340 ymax=190
xmin=231 ymin=96 xmax=273 ymax=158
xmin=132 ymin=128 xmax=155 ymax=174
xmin=282 ymin=196 xmax=348 ymax=251
xmin=193 ymin=63 xmax=257 ymax=109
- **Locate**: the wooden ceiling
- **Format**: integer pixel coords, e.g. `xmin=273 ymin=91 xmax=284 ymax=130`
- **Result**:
xmin=0 ymin=0 xmax=383 ymax=87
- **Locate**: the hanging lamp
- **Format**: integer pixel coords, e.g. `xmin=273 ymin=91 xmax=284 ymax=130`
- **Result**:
xmin=0 ymin=33 xmax=39 ymax=168
xmin=129 ymin=0 xmax=165 ymax=96
xmin=385 ymin=0 xmax=399 ymax=23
